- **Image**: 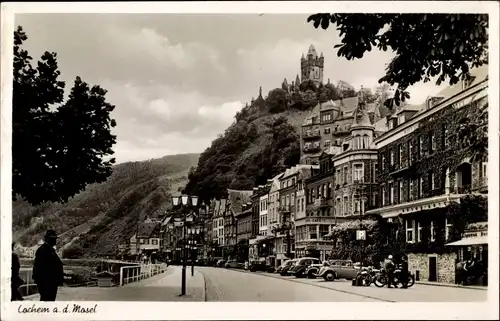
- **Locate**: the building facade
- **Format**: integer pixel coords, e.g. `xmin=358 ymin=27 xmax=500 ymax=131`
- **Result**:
xmin=300 ymin=97 xmax=359 ymax=165
xmin=236 ymin=203 xmax=253 ymax=243
xmin=366 ymin=65 xmax=488 ymax=283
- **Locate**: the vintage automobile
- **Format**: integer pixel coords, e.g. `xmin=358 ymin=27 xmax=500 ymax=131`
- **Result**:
xmin=289 ymin=257 xmax=321 ymax=278
xmin=249 ymin=260 xmax=275 ymax=273
xmin=216 ymin=259 xmax=226 ymax=268
xmin=225 ymin=260 xmax=245 ymax=269
xmin=315 ymin=260 xmax=357 ymax=281
xmin=279 ymin=259 xmax=298 ymax=276
xmin=304 ymin=261 xmax=325 ymax=279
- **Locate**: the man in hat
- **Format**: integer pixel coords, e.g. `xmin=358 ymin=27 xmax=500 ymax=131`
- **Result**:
xmin=33 ymin=230 xmax=64 ymax=301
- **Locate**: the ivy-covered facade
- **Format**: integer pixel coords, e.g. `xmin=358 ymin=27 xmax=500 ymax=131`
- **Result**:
xmin=366 ymin=65 xmax=489 ymax=284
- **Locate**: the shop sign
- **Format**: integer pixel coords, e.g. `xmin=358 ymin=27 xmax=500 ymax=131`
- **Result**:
xmin=356 ymin=230 xmax=366 ymax=240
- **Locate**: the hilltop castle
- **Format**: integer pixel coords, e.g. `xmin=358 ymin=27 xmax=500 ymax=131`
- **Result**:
xmin=282 ymin=44 xmax=325 ymax=92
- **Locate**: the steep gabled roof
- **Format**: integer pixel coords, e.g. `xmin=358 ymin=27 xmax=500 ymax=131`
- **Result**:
xmin=227 ymin=189 xmax=253 ymax=214
xmin=137 ymin=222 xmax=160 ymax=239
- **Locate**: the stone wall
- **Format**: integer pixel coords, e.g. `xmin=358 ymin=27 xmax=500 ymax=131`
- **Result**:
xmin=408 ymin=252 xmax=457 ymax=284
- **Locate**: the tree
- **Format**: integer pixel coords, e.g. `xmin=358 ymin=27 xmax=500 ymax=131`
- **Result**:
xmin=12 ymin=26 xmax=117 ymax=205
xmin=307 ymin=14 xmax=488 ymax=108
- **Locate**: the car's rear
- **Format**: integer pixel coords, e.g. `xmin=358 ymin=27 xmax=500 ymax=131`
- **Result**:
xmin=305 ymin=262 xmax=324 ymax=279
xmin=315 ymin=261 xmax=331 ymax=277
xmin=289 ymin=259 xmax=307 ymax=277
xmin=281 ymin=259 xmax=297 ymax=276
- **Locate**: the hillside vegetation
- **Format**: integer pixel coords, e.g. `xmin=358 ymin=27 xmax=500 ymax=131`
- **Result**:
xmin=13 ymin=153 xmax=199 ymax=256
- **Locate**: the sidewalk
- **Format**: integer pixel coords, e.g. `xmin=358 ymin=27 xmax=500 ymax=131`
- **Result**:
xmin=416 ymin=280 xmax=487 ymax=291
xmin=24 ymin=266 xmax=206 ymax=301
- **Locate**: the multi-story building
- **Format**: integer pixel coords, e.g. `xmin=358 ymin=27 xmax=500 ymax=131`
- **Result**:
xmin=298 ymin=155 xmax=336 ymax=260
xmin=331 ymin=101 xmax=383 ymax=221
xmin=210 ymin=200 xmax=225 ymax=258
xmin=226 ymin=189 xmax=253 ymax=257
xmin=135 ymin=218 xmax=162 ymax=258
xmin=366 ymin=65 xmax=488 ymax=284
xmin=249 ymin=184 xmax=272 ymax=260
xmin=300 ymin=97 xmax=360 ymax=165
xmin=268 ymin=174 xmax=283 ymax=266
xmin=259 ymin=190 xmax=270 ymax=237
xmin=275 ymin=165 xmax=315 ymax=262
xmin=236 ymin=202 xmax=253 ymax=243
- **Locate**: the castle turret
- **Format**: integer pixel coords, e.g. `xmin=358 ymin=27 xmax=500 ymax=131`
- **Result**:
xmin=301 ymin=44 xmax=324 ymax=86
xmin=282 ymin=78 xmax=289 ymax=91
xmin=350 ymin=91 xmax=375 ymax=150
xmin=295 ymin=74 xmax=301 ymax=89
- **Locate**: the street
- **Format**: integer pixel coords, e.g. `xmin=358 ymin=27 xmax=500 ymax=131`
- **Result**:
xmin=199 ymin=267 xmax=487 ymax=302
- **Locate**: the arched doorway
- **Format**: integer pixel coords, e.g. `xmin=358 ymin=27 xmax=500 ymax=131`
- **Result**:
xmin=455 ymin=163 xmax=472 ymax=194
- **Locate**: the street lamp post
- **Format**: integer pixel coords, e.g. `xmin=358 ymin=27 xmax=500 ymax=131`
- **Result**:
xmin=172 ymin=195 xmax=198 ymax=296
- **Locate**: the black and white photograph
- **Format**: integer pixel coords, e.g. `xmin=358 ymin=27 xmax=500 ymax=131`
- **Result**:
xmin=1 ymin=1 xmax=498 ymax=320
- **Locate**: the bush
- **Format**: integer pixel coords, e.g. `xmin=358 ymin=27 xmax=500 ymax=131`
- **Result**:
xmin=62 ymin=244 xmax=85 ymax=259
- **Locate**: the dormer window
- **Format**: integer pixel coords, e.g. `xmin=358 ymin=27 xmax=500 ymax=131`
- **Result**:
xmin=343 ymin=144 xmax=349 ymax=151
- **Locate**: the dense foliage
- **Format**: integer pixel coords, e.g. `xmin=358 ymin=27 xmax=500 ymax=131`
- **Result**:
xmin=308 ymin=14 xmax=488 ymax=108
xmin=13 ymin=153 xmax=199 ymax=256
xmin=13 ymin=26 xmax=117 ymax=205
xmin=184 ymin=115 xmax=300 ymax=202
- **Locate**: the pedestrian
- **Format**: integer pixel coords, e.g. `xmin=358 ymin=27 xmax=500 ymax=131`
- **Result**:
xmin=400 ymin=254 xmax=409 ymax=289
xmin=11 ymin=242 xmax=24 ymax=301
xmin=384 ymin=254 xmax=395 ymax=288
xmin=33 ymin=230 xmax=64 ymax=301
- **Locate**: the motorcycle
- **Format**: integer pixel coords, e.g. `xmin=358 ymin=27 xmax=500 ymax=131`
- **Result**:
xmin=354 ymin=266 xmax=377 ymax=286
xmin=373 ymin=266 xmax=415 ymax=288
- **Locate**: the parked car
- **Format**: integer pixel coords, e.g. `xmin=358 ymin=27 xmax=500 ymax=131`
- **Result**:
xmin=277 ymin=259 xmax=295 ymax=275
xmin=315 ymin=260 xmax=357 ymax=281
xmin=216 ymin=259 xmax=226 ymax=268
xmin=305 ymin=261 xmax=325 ymax=279
xmin=249 ymin=260 xmax=275 ymax=273
xmin=289 ymin=257 xmax=321 ymax=278
xmin=225 ymin=260 xmax=245 ymax=269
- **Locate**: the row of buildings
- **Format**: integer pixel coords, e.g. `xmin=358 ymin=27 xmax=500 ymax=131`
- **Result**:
xmin=123 ymin=46 xmax=488 ymax=284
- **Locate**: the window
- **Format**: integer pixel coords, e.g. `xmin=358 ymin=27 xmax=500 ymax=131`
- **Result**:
xmin=336 ymin=169 xmax=341 ymax=185
xmin=389 ymin=182 xmax=394 ymax=204
xmin=429 ymin=172 xmax=435 ymax=190
xmin=390 ymin=150 xmax=394 ymax=166
xmin=324 ymin=127 xmax=331 ymax=134
xmin=353 ymin=196 xmax=361 ymax=214
xmin=382 ymin=154 xmax=386 ymax=171
xmin=309 ymin=225 xmax=317 ymax=239
xmin=419 ymin=136 xmax=424 ymax=158
xmin=409 ymin=180 xmax=414 ymax=201
xmin=363 ymin=134 xmax=369 ymax=149
xmin=398 ymin=145 xmax=403 ymax=167
xmin=408 ymin=141 xmax=413 ymax=165
xmin=417 ymin=222 xmax=423 ymax=242
xmin=443 ymin=124 xmax=449 ymax=148
xmin=445 ymin=218 xmax=453 ymax=241
xmin=398 ymin=181 xmax=403 ymax=203
xmin=343 ymin=166 xmax=348 ymax=184
xmin=327 ymin=183 xmax=332 ymax=198
xmin=405 ymin=220 xmax=415 ymax=243
xmin=301 ymin=198 xmax=305 ymax=212
xmin=372 ymin=192 xmax=378 ymax=207
xmin=291 ymin=193 xmax=295 ymax=205
xmin=343 ymin=196 xmax=349 ymax=214
xmin=286 ymin=195 xmax=290 ymax=206
xmin=353 ymin=164 xmax=363 ymax=182
xmin=382 ymin=186 xmax=386 ymax=206
xmin=418 ymin=177 xmax=423 ymax=198
xmin=140 ymin=239 xmax=145 ymax=244
xmin=152 ymin=239 xmax=158 ymax=245
xmin=319 ymin=225 xmax=329 ymax=239
xmin=324 ymin=140 xmax=331 ymax=147
xmin=373 ymin=163 xmax=378 ymax=183
xmin=430 ymin=221 xmax=436 ymax=242
xmin=482 ymin=162 xmax=488 ymax=177
xmin=336 ymin=198 xmax=341 ymax=216
xmin=430 ymin=132 xmax=436 ymax=153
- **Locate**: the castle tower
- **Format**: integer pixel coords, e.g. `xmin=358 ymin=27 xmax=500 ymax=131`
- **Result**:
xmin=295 ymin=74 xmax=301 ymax=90
xmin=300 ymin=44 xmax=324 ymax=86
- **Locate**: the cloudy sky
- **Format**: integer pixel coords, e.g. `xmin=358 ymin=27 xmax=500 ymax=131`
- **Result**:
xmin=15 ymin=14 xmax=444 ymax=163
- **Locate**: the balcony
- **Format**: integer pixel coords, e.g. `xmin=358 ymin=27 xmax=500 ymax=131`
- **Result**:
xmin=303 ymin=143 xmax=321 ymax=152
xmin=452 ymin=184 xmax=472 ymax=195
xmin=279 ymin=205 xmax=291 ymax=213
xmin=312 ymin=197 xmax=329 ymax=209
xmin=303 ymin=130 xmax=321 ymax=140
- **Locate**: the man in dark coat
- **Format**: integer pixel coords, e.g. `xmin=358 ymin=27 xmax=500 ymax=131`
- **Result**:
xmin=400 ymin=254 xmax=409 ymax=289
xmin=33 ymin=230 xmax=64 ymax=301
xmin=384 ymin=254 xmax=395 ymax=288
xmin=11 ymin=242 xmax=24 ymax=301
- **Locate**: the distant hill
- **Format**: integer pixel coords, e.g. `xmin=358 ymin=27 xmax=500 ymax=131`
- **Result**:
xmin=12 ymin=153 xmax=199 ymax=257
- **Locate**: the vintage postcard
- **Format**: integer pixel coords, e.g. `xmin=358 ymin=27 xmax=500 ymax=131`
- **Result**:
xmin=1 ymin=1 xmax=499 ymax=320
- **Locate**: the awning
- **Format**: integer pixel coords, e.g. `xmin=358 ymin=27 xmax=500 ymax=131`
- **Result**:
xmin=445 ymin=236 xmax=488 ymax=246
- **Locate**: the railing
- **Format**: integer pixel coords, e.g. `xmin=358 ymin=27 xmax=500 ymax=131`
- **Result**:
xmin=119 ymin=263 xmax=168 ymax=286
xmin=303 ymin=131 xmax=321 ymax=140
xmin=278 ymin=205 xmax=291 ymax=213
xmin=313 ymin=197 xmax=329 ymax=208
xmin=453 ymin=184 xmax=472 ymax=194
